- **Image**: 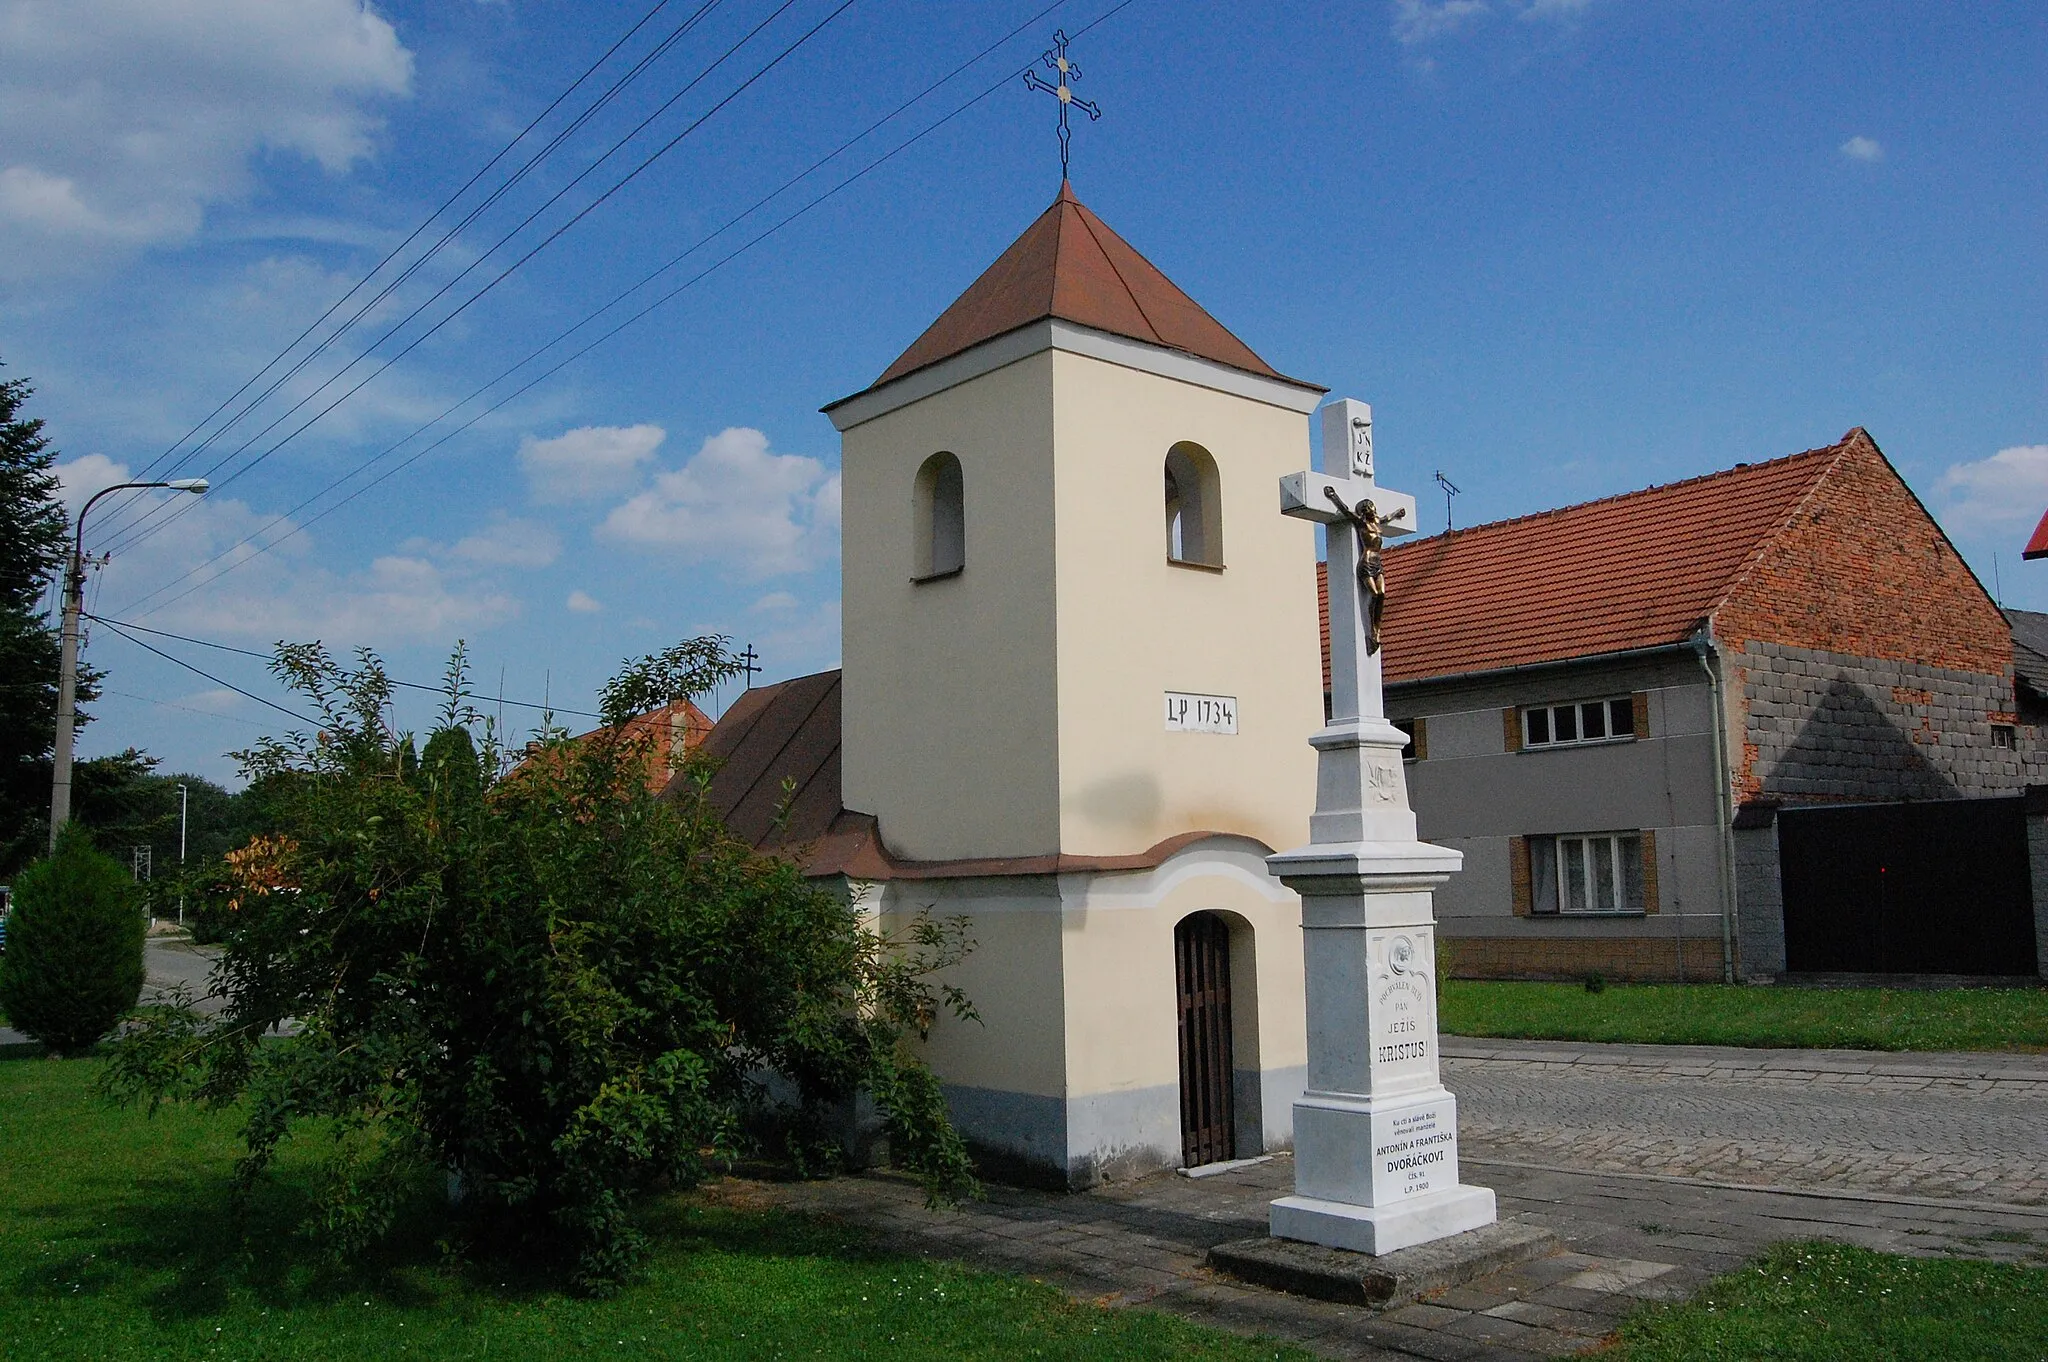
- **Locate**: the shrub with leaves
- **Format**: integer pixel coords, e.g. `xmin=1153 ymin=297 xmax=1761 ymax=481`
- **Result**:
xmin=105 ymin=639 xmax=976 ymax=1292
xmin=0 ymin=822 xmax=145 ymax=1054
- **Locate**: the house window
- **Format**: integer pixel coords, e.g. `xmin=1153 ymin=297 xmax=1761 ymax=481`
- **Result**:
xmin=1529 ymin=833 xmax=1646 ymax=915
xmin=1523 ymin=697 xmax=1635 ymax=748
xmin=913 ymin=451 xmax=964 ymax=580
xmin=1391 ymin=716 xmax=1427 ymax=761
xmin=1164 ymin=442 xmax=1223 ymax=568
xmin=1992 ymin=724 xmax=2017 ymax=750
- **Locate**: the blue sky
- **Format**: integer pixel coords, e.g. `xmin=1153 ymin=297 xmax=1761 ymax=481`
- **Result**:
xmin=5 ymin=0 xmax=2044 ymax=785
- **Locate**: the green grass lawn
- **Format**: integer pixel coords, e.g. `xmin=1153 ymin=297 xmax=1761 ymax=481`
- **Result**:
xmin=1439 ymin=980 xmax=2048 ymax=1052
xmin=1615 ymin=1240 xmax=2048 ymax=1361
xmin=0 ymin=1055 xmax=1303 ymax=1361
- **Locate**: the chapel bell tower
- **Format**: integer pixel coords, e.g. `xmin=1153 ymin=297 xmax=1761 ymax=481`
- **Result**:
xmin=824 ymin=184 xmax=1328 ymax=863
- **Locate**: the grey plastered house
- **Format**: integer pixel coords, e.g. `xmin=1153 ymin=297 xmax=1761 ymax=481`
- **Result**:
xmin=1335 ymin=429 xmax=2046 ymax=983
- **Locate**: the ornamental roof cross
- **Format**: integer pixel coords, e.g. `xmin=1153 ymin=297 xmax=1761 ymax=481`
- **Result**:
xmin=1022 ymin=29 xmax=1102 ymax=179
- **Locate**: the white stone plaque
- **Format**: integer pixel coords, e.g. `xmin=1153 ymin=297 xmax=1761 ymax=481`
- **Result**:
xmin=1368 ymin=927 xmax=1437 ymax=1091
xmin=1369 ymin=1097 xmax=1459 ymax=1202
xmin=1164 ymin=692 xmax=1238 ymax=734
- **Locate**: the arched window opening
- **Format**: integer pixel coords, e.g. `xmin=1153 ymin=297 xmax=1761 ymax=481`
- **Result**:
xmin=1164 ymin=443 xmax=1222 ymax=568
xmin=914 ymin=451 xmax=965 ymax=580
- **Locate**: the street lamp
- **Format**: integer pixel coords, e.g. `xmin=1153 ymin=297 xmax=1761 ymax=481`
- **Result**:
xmin=48 ymin=478 xmax=208 ymax=851
xmin=176 ymin=781 xmax=189 ymax=927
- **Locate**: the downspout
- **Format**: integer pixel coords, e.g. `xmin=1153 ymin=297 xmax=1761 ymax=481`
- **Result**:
xmin=1692 ymin=625 xmax=1740 ymax=983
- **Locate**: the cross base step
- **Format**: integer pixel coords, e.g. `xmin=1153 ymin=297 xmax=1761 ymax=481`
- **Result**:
xmin=1272 ymin=1183 xmax=1498 ymax=1256
xmin=1209 ymin=1216 xmax=1558 ymax=1308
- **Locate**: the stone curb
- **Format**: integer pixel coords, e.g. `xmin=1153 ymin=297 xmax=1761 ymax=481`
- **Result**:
xmin=1442 ymin=1036 xmax=2048 ymax=1082
xmin=1207 ymin=1220 xmax=1560 ymax=1307
xmin=1463 ymin=1156 xmax=2048 ymax=1219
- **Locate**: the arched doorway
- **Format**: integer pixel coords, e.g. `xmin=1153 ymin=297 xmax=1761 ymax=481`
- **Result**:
xmin=1175 ymin=912 xmax=1235 ymax=1166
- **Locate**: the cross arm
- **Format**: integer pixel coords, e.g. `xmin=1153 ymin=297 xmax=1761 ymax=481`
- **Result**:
xmin=1279 ymin=472 xmax=1419 ymax=536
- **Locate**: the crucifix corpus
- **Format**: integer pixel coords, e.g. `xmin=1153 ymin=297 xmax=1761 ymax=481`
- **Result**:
xmin=1262 ymin=398 xmax=1501 ymax=1257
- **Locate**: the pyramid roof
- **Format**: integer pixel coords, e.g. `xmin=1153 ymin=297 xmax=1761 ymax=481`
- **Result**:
xmin=870 ymin=182 xmax=1299 ymax=389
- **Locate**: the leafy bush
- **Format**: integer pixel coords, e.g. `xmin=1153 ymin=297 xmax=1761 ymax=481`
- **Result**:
xmin=0 ymin=822 xmax=145 ymax=1053
xmin=106 ymin=640 xmax=977 ymax=1292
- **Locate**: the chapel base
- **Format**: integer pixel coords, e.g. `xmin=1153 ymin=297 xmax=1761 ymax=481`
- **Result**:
xmin=1270 ymin=1183 xmax=1498 ymax=1257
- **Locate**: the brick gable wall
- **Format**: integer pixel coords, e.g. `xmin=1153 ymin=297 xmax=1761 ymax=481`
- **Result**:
xmin=1713 ymin=434 xmax=2009 ymax=674
xmin=1711 ymin=433 xmax=2026 ymax=803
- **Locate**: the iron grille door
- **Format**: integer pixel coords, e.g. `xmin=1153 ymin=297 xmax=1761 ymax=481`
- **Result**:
xmin=1175 ymin=913 xmax=1236 ymax=1167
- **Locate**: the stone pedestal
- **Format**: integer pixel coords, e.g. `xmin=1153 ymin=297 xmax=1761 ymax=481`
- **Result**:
xmin=1267 ymin=726 xmax=1497 ymax=1254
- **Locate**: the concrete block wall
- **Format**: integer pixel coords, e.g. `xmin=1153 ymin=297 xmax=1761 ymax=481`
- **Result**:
xmin=1732 ymin=821 xmax=1786 ymax=980
xmin=1736 ymin=641 xmax=2046 ymax=803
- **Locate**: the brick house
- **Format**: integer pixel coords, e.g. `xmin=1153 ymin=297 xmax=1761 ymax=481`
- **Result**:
xmin=1363 ymin=428 xmax=2045 ymax=982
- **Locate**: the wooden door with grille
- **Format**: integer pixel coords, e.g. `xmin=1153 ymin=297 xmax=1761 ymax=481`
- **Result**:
xmin=1175 ymin=913 xmax=1236 ymax=1168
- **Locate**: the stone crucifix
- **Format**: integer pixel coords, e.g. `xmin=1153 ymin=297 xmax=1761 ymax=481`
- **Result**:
xmin=1259 ymin=396 xmax=1499 ymax=1259
xmin=1280 ymin=399 xmax=1417 ymax=729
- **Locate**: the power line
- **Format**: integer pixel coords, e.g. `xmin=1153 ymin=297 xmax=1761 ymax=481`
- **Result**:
xmin=103 ymin=688 xmax=277 ymax=730
xmin=103 ymin=0 xmax=817 ymax=558
xmin=86 ymin=614 xmax=603 ymax=720
xmin=94 ymin=619 xmax=324 ymax=728
xmin=94 ymin=0 xmax=700 ymax=543
xmin=116 ymin=0 xmax=1130 ymax=620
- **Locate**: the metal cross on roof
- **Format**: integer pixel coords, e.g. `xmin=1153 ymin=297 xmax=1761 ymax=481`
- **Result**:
xmin=1022 ymin=29 xmax=1101 ymax=179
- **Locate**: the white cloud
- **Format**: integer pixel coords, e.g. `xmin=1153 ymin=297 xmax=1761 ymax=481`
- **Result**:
xmin=566 ymin=589 xmax=602 ymax=614
xmin=59 ymin=453 xmax=520 ymax=647
xmin=1393 ymin=0 xmax=1490 ymax=44
xmin=449 ymin=516 xmax=560 ymax=569
xmin=1937 ymin=445 xmax=2048 ymax=531
xmin=750 ymin=591 xmax=798 ymax=613
xmin=1839 ymin=136 xmax=1884 ymax=163
xmin=750 ymin=598 xmax=841 ymax=676
xmin=600 ymin=427 xmax=839 ymax=578
xmin=520 ymin=423 xmax=665 ymax=503
xmin=1519 ymin=0 xmax=1592 ymax=16
xmin=0 ymin=0 xmax=414 ymax=277
xmin=176 ymin=688 xmax=248 ymax=715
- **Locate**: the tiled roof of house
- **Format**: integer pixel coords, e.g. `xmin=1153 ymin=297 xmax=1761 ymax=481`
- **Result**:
xmin=1357 ymin=435 xmax=1864 ymax=685
xmin=565 ymin=698 xmax=713 ymax=793
xmin=868 ymin=182 xmax=1301 ymax=389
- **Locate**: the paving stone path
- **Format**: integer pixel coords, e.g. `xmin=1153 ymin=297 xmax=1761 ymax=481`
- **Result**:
xmin=744 ymin=1038 xmax=2048 ymax=1361
xmin=1447 ymin=1038 xmax=2048 ymax=1206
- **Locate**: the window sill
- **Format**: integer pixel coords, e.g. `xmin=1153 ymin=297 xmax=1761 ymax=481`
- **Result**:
xmin=1518 ymin=735 xmax=1637 ymax=752
xmin=1166 ymin=557 xmax=1225 ymax=574
xmin=1531 ymin=911 xmax=1650 ymax=920
xmin=911 ymin=566 xmax=963 ymax=585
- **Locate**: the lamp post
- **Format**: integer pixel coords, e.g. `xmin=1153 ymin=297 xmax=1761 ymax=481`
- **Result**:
xmin=49 ymin=479 xmax=207 ymax=851
xmin=176 ymin=781 xmax=189 ymax=927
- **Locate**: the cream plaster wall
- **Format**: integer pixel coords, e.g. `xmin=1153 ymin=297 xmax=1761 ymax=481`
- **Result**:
xmin=1048 ymin=350 xmax=1323 ymax=857
xmin=881 ymin=877 xmax=1069 ymax=1097
xmin=839 ymin=353 xmax=1061 ymax=860
xmin=1057 ymin=842 xmax=1306 ymax=1101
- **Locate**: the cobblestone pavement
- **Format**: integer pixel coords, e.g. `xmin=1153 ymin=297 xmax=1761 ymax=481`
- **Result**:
xmin=1446 ymin=1038 xmax=2048 ymax=1206
xmin=741 ymin=1039 xmax=2048 ymax=1361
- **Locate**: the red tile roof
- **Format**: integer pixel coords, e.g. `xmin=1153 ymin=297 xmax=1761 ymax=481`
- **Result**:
xmin=565 ymin=698 xmax=713 ymax=793
xmin=869 ymin=182 xmax=1300 ymax=389
xmin=2026 ymin=507 xmax=2048 ymax=561
xmin=1345 ymin=435 xmax=1865 ymax=685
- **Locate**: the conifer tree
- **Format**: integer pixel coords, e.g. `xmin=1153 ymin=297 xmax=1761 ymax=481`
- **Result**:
xmin=0 ymin=365 xmax=96 ymax=875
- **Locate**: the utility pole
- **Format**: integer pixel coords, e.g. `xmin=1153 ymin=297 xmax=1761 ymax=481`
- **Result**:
xmin=176 ymin=781 xmax=189 ymax=927
xmin=49 ymin=479 xmax=207 ymax=851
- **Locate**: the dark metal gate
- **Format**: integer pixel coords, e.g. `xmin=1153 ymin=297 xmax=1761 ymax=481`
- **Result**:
xmin=1175 ymin=913 xmax=1235 ymax=1167
xmin=1778 ymin=796 xmax=2036 ymax=976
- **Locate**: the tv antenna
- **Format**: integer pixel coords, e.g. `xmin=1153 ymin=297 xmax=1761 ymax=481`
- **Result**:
xmin=1434 ymin=470 xmax=1462 ymax=532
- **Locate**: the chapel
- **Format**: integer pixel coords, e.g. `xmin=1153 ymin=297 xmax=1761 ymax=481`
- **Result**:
xmin=691 ymin=184 xmax=1335 ymax=1186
